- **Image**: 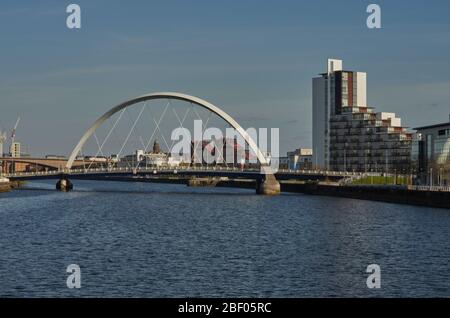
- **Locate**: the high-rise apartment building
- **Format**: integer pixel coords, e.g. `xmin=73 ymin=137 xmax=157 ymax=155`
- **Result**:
xmin=313 ymin=59 xmax=412 ymax=172
xmin=313 ymin=59 xmax=367 ymax=169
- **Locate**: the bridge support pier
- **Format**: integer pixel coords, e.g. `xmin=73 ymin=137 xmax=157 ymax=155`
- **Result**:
xmin=256 ymin=174 xmax=281 ymax=195
xmin=56 ymin=177 xmax=73 ymax=192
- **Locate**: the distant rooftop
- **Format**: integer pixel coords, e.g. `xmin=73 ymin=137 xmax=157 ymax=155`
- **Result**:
xmin=414 ymin=122 xmax=450 ymax=131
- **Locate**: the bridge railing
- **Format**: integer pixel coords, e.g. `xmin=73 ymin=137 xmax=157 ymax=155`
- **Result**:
xmin=407 ymin=185 xmax=450 ymax=192
xmin=3 ymin=170 xmax=61 ymax=178
xmin=5 ymin=165 xmax=385 ymax=178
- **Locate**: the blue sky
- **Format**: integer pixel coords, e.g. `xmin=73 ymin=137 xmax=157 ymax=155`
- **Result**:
xmin=0 ymin=0 xmax=449 ymax=155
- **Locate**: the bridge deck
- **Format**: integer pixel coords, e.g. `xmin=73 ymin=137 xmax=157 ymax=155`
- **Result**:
xmin=3 ymin=166 xmax=368 ymax=182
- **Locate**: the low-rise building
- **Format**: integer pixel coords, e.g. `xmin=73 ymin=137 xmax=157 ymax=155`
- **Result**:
xmin=277 ymin=156 xmax=289 ymax=169
xmin=413 ymin=116 xmax=450 ymax=186
xmin=120 ymin=141 xmax=182 ymax=168
xmin=329 ymin=108 xmax=412 ymax=173
xmin=287 ymin=148 xmax=313 ymax=170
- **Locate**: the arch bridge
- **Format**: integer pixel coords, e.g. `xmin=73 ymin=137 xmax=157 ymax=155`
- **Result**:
xmin=48 ymin=92 xmax=280 ymax=195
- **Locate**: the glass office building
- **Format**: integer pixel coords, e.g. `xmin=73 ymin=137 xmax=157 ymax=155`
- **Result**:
xmin=413 ymin=118 xmax=450 ymax=185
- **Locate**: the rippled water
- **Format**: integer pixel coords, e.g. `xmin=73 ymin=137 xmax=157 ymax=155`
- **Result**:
xmin=0 ymin=180 xmax=449 ymax=297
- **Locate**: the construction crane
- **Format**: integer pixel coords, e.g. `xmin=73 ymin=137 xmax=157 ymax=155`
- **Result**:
xmin=10 ymin=117 xmax=20 ymax=144
xmin=9 ymin=117 xmax=20 ymax=157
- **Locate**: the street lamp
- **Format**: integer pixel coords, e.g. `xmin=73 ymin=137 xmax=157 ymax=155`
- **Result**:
xmin=344 ymin=142 xmax=348 ymax=172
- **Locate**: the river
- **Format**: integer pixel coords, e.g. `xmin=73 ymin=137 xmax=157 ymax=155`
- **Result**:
xmin=0 ymin=180 xmax=449 ymax=297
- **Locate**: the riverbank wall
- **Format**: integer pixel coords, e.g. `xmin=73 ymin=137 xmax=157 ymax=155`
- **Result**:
xmin=0 ymin=181 xmax=11 ymax=192
xmin=281 ymin=183 xmax=450 ymax=209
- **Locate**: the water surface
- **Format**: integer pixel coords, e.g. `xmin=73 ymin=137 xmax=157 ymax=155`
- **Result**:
xmin=0 ymin=180 xmax=449 ymax=297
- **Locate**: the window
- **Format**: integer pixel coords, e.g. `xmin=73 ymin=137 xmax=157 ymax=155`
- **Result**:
xmin=427 ymin=135 xmax=433 ymax=160
xmin=435 ymin=137 xmax=450 ymax=164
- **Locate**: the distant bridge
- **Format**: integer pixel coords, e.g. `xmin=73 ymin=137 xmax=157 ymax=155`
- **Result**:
xmin=0 ymin=157 xmax=87 ymax=170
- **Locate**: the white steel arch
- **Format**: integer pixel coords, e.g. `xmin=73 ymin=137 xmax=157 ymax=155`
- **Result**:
xmin=66 ymin=92 xmax=269 ymax=170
